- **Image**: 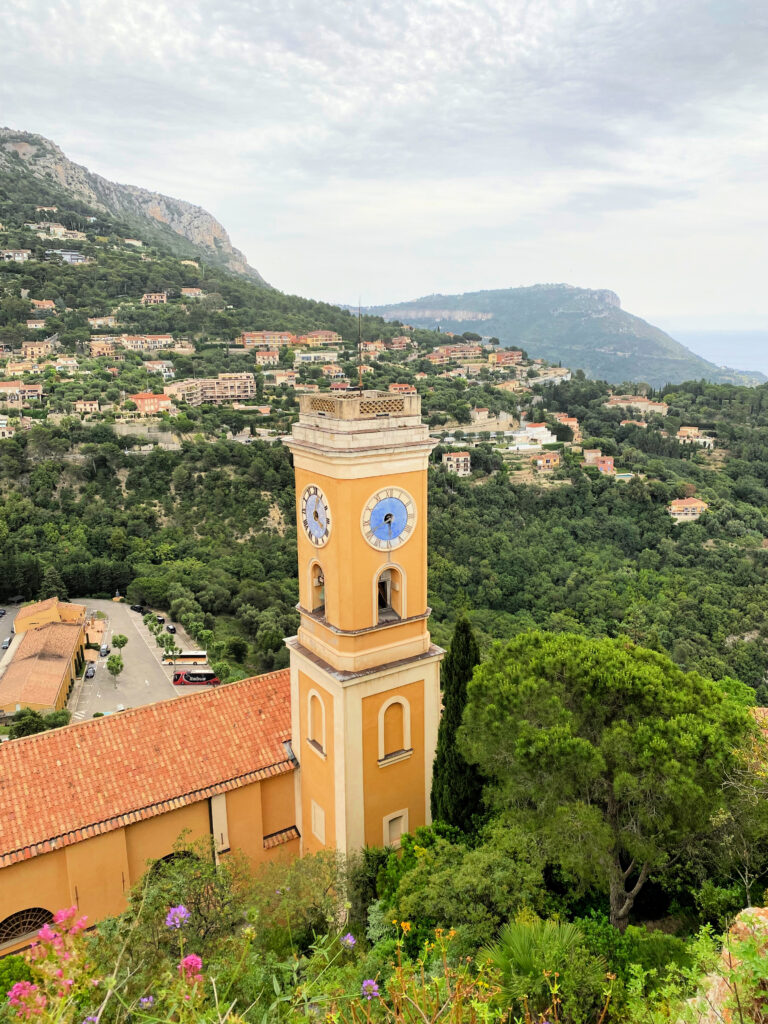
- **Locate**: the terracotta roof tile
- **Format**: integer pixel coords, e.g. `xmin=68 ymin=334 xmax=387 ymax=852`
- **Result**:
xmin=0 ymin=669 xmax=292 ymax=866
xmin=0 ymin=623 xmax=82 ymax=709
xmin=263 ymin=825 xmax=300 ymax=849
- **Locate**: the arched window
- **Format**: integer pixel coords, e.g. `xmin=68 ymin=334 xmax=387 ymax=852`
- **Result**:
xmin=378 ymin=697 xmax=412 ymax=764
xmin=308 ymin=689 xmax=326 ymax=756
xmin=375 ymin=565 xmax=404 ymax=624
xmin=310 ymin=562 xmax=325 ymax=615
xmin=0 ymin=908 xmax=53 ymax=947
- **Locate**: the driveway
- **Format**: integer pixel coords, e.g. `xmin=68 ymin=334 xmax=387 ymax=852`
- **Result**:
xmin=69 ymin=599 xmax=215 ymax=721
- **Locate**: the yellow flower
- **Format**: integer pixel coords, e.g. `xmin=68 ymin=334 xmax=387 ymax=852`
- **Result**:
xmin=391 ymin=919 xmax=398 ymax=926
xmin=401 ymin=921 xmax=411 ymax=933
xmin=434 ymin=928 xmax=444 ymax=938
xmin=448 ymin=928 xmax=457 ymax=939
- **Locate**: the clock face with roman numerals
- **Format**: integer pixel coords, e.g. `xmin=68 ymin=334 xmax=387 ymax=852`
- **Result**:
xmin=361 ymin=487 xmax=417 ymax=551
xmin=301 ymin=484 xmax=331 ymax=546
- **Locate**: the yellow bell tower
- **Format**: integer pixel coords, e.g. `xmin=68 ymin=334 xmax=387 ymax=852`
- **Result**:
xmin=284 ymin=390 xmax=443 ymax=854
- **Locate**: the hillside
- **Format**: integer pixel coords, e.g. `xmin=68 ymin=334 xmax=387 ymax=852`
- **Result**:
xmin=367 ymin=284 xmax=766 ymax=388
xmin=0 ymin=127 xmax=268 ymax=283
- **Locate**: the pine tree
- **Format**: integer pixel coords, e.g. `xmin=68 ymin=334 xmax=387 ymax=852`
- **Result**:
xmin=38 ymin=566 xmax=68 ymax=601
xmin=431 ymin=616 xmax=483 ymax=832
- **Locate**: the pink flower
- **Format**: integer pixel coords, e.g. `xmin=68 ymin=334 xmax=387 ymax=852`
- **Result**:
xmin=53 ymin=907 xmax=78 ymax=925
xmin=37 ymin=923 xmax=58 ymax=943
xmin=7 ymin=980 xmax=47 ymax=1019
xmin=178 ymin=953 xmax=203 ymax=985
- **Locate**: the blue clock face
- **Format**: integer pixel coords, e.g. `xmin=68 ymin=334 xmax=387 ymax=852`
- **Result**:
xmin=362 ymin=487 xmax=417 ymax=550
xmin=301 ymin=485 xmax=331 ymax=546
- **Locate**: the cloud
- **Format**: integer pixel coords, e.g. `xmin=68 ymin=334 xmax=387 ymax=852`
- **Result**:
xmin=2 ymin=0 xmax=768 ymax=318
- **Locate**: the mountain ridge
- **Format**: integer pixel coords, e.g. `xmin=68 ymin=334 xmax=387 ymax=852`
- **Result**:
xmin=0 ymin=127 xmax=268 ymax=285
xmin=366 ymin=284 xmax=765 ymax=388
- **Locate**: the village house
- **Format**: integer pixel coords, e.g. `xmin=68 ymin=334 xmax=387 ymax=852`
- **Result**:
xmin=604 ymin=395 xmax=669 ymax=416
xmin=129 ymin=392 xmax=174 ymax=416
xmin=389 ymin=382 xmax=417 ymax=394
xmin=0 ymin=382 xmax=43 ymax=405
xmin=323 ymin=365 xmax=346 ymax=380
xmin=387 ymin=336 xmax=412 ymax=350
xmin=621 ymin=419 xmax=647 ymax=428
xmin=141 ymin=292 xmax=167 ymax=305
xmin=54 ymin=357 xmax=79 ymax=372
xmin=266 ymin=370 xmax=298 ymax=388
xmin=488 ymin=349 xmax=523 ymax=366
xmin=329 ymin=379 xmax=351 ymax=391
xmin=553 ymin=412 xmax=581 ymax=441
xmin=75 ymin=400 xmax=100 ymax=414
xmin=22 ymin=337 xmax=57 ymax=360
xmin=294 ymin=350 xmax=339 ymax=367
xmin=240 ymin=331 xmax=296 ymax=348
xmin=46 ymin=250 xmax=89 ymax=265
xmin=426 ymin=352 xmax=449 ymax=365
xmin=534 ymin=367 xmax=571 ymax=384
xmin=2 ymin=249 xmax=31 ymax=262
xmin=29 ymin=299 xmax=55 ymax=311
xmin=596 ymin=456 xmax=615 ymax=475
xmin=254 ymin=349 xmax=279 ymax=366
xmin=536 ymin=451 xmax=561 ymax=471
xmin=120 ymin=334 xmax=174 ymax=352
xmin=583 ymin=448 xmax=602 ymax=466
xmin=89 ymin=338 xmax=117 ymax=357
xmin=296 ymin=330 xmax=342 ymax=347
xmin=25 ymin=320 xmax=46 ymax=331
xmin=295 ymin=382 xmax=320 ymax=393
xmin=88 ymin=316 xmax=117 ymax=329
xmin=0 ymin=416 xmax=17 ymax=439
xmin=180 ymin=287 xmax=204 ymax=299
xmin=523 ymin=422 xmax=557 ymax=444
xmin=5 ymin=361 xmax=41 ymax=377
xmin=470 ymin=407 xmax=489 ymax=423
xmin=442 ymin=451 xmax=472 ymax=476
xmin=361 ymin=340 xmax=385 ymax=354
xmin=677 ymin=426 xmax=714 ymax=447
xmin=667 ymin=497 xmax=709 ymax=522
xmin=144 ymin=360 xmax=175 ymax=380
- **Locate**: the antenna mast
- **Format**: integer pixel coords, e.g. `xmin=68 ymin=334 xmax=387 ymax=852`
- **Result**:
xmin=357 ymin=301 xmax=363 ymax=391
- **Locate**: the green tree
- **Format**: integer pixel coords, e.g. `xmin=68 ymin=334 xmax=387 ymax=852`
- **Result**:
xmin=9 ymin=707 xmax=71 ymax=739
xmin=38 ymin=565 xmax=68 ymax=600
xmin=111 ymin=633 xmax=128 ymax=650
xmin=106 ymin=653 xmax=124 ymax=685
xmin=431 ymin=616 xmax=484 ymax=832
xmin=460 ymin=632 xmax=755 ymax=930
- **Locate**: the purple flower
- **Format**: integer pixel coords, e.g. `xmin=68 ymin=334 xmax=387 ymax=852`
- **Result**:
xmin=165 ymin=905 xmax=190 ymax=929
xmin=139 ymin=995 xmax=155 ymax=1008
xmin=361 ymin=979 xmax=379 ymax=1001
xmin=341 ymin=932 xmax=356 ymax=949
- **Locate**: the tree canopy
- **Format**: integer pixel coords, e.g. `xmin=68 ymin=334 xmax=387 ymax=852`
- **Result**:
xmin=459 ymin=631 xmax=757 ymax=929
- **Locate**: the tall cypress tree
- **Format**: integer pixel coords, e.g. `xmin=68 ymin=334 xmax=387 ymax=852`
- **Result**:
xmin=430 ymin=616 xmax=483 ymax=832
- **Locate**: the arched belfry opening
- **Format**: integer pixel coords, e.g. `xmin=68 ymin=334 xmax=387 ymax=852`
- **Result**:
xmin=376 ymin=566 xmax=403 ymax=623
xmin=310 ymin=562 xmax=325 ymax=615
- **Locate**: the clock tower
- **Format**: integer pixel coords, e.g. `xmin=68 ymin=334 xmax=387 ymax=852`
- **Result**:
xmin=284 ymin=390 xmax=443 ymax=854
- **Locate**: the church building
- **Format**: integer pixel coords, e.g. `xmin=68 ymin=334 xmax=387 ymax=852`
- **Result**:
xmin=0 ymin=391 xmax=443 ymax=954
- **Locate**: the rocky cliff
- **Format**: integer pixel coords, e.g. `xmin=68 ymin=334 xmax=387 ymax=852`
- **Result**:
xmin=0 ymin=128 xmax=268 ymax=284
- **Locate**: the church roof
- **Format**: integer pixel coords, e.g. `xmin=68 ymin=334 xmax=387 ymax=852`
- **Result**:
xmin=0 ymin=669 xmax=292 ymax=867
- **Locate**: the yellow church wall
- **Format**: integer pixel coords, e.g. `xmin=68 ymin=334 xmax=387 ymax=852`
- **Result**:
xmin=124 ymin=801 xmax=210 ymax=883
xmin=297 ymin=669 xmax=336 ymax=852
xmin=294 ymin=465 xmax=429 ymax=633
xmin=260 ymin=771 xmax=297 ymax=838
xmin=361 ymin=679 xmax=426 ymax=847
xmin=0 ymin=849 xmax=71 ymax=953
xmin=64 ymin=828 xmax=131 ymax=922
xmin=224 ymin=782 xmax=264 ymax=862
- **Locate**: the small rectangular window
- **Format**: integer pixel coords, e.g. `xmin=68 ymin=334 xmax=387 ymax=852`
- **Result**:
xmin=311 ymin=800 xmax=326 ymax=844
xmin=383 ymin=809 xmax=408 ymax=848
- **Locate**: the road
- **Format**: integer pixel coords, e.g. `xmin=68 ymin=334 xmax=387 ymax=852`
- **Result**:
xmin=69 ymin=599 xmax=215 ymax=721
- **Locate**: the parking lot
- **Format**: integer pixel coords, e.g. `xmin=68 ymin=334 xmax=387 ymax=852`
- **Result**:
xmin=68 ymin=599 xmax=216 ymax=721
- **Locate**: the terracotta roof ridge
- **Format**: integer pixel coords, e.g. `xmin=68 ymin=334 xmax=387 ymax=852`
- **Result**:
xmin=3 ymin=668 xmax=291 ymax=747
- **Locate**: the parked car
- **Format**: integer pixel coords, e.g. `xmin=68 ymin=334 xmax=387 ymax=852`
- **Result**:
xmin=165 ymin=624 xmax=176 ymax=634
xmin=155 ymin=615 xmax=165 ymax=625
xmin=85 ymin=665 xmax=96 ymax=679
xmin=130 ymin=604 xmax=144 ymax=613
xmin=1 ymin=638 xmax=10 ymax=650
xmin=99 ymin=643 xmax=110 ymax=657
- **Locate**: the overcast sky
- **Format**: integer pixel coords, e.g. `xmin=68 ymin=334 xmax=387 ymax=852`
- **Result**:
xmin=3 ymin=0 xmax=768 ymax=326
